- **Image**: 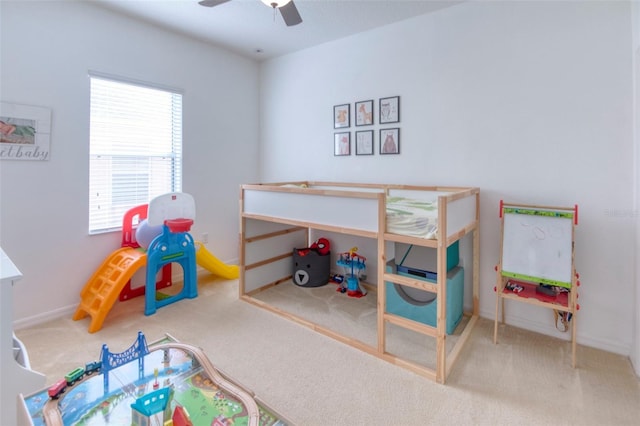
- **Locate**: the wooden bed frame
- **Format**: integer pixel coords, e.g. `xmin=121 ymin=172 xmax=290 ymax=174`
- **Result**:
xmin=239 ymin=181 xmax=480 ymax=383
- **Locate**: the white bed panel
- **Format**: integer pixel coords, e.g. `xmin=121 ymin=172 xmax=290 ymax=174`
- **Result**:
xmin=446 ymin=194 xmax=477 ymax=238
xmin=244 ymin=189 xmax=380 ymax=233
xmin=387 ymin=189 xmax=445 ymax=201
xmin=244 ymin=230 xmax=306 ymax=266
xmin=244 ymin=257 xmax=291 ymax=293
xmin=309 ymin=185 xmax=383 ymax=193
xmin=244 ymin=218 xmax=300 ymax=239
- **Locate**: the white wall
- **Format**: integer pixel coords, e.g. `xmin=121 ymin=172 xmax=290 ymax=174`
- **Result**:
xmin=632 ymin=0 xmax=640 ymax=376
xmin=0 ymin=1 xmax=260 ymax=326
xmin=259 ymin=1 xmax=637 ymax=357
xmin=2 ymin=0 xmax=637 ymax=373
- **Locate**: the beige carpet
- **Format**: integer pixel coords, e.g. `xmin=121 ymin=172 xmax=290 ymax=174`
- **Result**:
xmin=16 ymin=276 xmax=640 ymax=426
xmin=249 ymin=279 xmax=471 ymax=371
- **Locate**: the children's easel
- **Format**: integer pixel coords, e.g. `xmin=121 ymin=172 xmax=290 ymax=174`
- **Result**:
xmin=493 ymin=201 xmax=580 ymax=367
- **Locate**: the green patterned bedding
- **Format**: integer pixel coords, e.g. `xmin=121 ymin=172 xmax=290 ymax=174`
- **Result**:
xmin=386 ymin=196 xmax=439 ymax=239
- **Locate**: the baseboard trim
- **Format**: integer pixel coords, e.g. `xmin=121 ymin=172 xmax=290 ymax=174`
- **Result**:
xmin=14 ymin=305 xmax=77 ymax=330
xmin=480 ymin=308 xmax=631 ymax=357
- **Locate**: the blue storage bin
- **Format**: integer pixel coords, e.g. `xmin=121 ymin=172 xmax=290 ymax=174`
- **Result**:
xmin=385 ymin=261 xmax=464 ymax=335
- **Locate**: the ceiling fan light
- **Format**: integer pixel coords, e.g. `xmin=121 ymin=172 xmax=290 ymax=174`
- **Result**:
xmin=260 ymin=0 xmax=291 ymax=8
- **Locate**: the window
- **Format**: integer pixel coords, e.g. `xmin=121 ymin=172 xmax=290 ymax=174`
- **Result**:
xmin=89 ymin=73 xmax=183 ymax=233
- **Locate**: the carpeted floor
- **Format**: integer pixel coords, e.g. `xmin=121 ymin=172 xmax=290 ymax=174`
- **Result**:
xmin=16 ymin=275 xmax=640 ymax=426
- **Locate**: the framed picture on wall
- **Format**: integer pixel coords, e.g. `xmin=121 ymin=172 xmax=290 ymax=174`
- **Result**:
xmin=355 ymin=130 xmax=374 ymax=155
xmin=380 ymin=128 xmax=399 ymax=155
xmin=0 ymin=102 xmax=51 ymax=161
xmin=379 ymin=96 xmax=400 ymax=124
xmin=334 ymin=104 xmax=350 ymax=129
xmin=334 ymin=132 xmax=351 ymax=156
xmin=355 ymin=100 xmax=374 ymax=126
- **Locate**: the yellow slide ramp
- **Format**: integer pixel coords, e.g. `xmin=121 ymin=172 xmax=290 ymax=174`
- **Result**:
xmin=72 ymin=247 xmax=147 ymax=333
xmin=196 ymin=242 xmax=239 ymax=280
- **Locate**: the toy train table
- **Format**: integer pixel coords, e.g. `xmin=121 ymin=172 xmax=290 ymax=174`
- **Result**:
xmin=19 ymin=332 xmax=288 ymax=426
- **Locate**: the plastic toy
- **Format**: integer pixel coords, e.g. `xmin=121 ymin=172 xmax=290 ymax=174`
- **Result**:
xmin=73 ymin=194 xmax=239 ymax=333
xmin=144 ymin=192 xmax=198 ymax=316
xmin=131 ymin=387 xmax=171 ymax=425
xmin=336 ymin=247 xmax=367 ymax=298
xmin=135 ymin=219 xmax=164 ymax=250
xmin=172 ymin=405 xmax=194 ymax=426
xmin=505 ymin=281 xmax=524 ymax=293
xmin=310 ymin=237 xmax=330 ymax=256
xmin=329 ymin=273 xmax=344 ymax=284
xmin=28 ymin=331 xmax=282 ymax=426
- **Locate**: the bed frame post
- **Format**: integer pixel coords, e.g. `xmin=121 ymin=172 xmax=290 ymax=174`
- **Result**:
xmin=377 ymin=192 xmax=387 ymax=354
xmin=473 ymin=191 xmax=480 ymax=316
xmin=239 ymin=186 xmax=246 ymax=298
xmin=435 ymin=196 xmax=448 ymax=384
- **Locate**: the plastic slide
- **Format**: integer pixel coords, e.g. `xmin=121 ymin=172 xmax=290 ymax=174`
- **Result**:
xmin=195 ymin=242 xmax=239 ymax=280
xmin=73 ymin=243 xmax=236 ymax=333
xmin=72 ymin=247 xmax=147 ymax=333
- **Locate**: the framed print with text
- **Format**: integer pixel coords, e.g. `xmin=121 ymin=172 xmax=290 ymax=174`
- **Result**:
xmin=0 ymin=102 xmax=51 ymax=161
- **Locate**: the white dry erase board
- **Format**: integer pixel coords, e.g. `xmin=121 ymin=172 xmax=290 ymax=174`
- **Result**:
xmin=500 ymin=206 xmax=575 ymax=288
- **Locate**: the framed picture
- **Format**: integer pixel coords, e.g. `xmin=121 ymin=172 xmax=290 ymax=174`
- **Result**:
xmin=355 ymin=100 xmax=374 ymax=126
xmin=355 ymin=130 xmax=374 ymax=155
xmin=334 ymin=104 xmax=350 ymax=129
xmin=334 ymin=132 xmax=351 ymax=156
xmin=0 ymin=102 xmax=51 ymax=161
xmin=379 ymin=96 xmax=400 ymax=124
xmin=380 ymin=128 xmax=400 ymax=155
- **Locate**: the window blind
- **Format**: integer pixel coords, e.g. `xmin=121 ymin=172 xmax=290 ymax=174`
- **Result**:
xmin=89 ymin=75 xmax=183 ymax=234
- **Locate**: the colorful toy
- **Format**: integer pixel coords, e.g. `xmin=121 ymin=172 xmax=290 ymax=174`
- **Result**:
xmin=329 ymin=273 xmax=344 ymax=284
xmin=134 ymin=219 xmax=164 ymax=250
xmin=153 ymin=367 xmax=160 ymax=389
xmin=47 ymin=358 xmax=102 ymax=399
xmin=310 ymin=237 xmax=330 ymax=256
xmin=144 ymin=192 xmax=198 ymax=316
xmin=120 ymin=203 xmax=174 ymax=301
xmin=47 ymin=379 xmax=67 ymax=399
xmin=73 ymin=193 xmax=239 ymax=333
xmin=26 ymin=332 xmax=284 ymax=426
xmin=85 ymin=360 xmax=101 ymax=375
xmin=336 ymin=247 xmax=367 ymax=298
xmin=131 ymin=387 xmax=171 ymax=425
xmin=172 ymin=405 xmax=194 ymax=426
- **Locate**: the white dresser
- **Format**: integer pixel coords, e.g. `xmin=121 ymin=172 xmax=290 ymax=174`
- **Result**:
xmin=1 ymin=247 xmax=45 ymax=425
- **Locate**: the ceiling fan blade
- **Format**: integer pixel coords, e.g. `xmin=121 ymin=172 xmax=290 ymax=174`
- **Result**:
xmin=198 ymin=0 xmax=231 ymax=7
xmin=279 ymin=1 xmax=302 ymax=27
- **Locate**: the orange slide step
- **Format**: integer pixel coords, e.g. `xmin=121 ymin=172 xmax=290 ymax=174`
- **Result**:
xmin=72 ymin=247 xmax=147 ymax=333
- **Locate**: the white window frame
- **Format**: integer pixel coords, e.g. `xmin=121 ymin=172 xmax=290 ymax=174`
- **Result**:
xmin=88 ymin=72 xmax=183 ymax=234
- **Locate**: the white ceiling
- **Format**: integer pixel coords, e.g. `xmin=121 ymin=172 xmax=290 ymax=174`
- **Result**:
xmin=92 ymin=0 xmax=464 ymax=61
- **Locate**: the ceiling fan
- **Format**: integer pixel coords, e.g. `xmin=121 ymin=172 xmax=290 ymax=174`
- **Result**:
xmin=198 ymin=0 xmax=303 ymax=27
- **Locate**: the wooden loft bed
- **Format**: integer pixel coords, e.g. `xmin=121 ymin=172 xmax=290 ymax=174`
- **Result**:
xmin=239 ymin=181 xmax=480 ymax=383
